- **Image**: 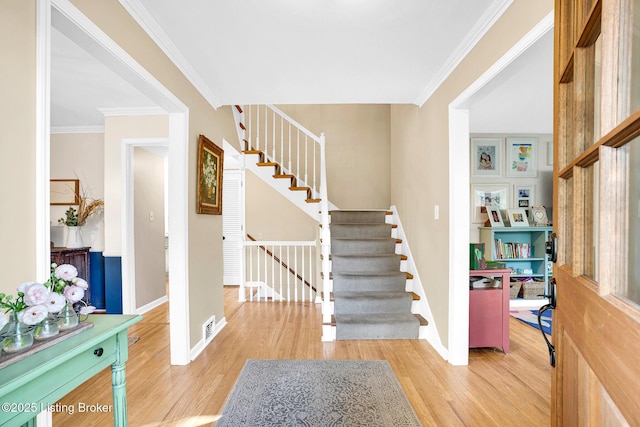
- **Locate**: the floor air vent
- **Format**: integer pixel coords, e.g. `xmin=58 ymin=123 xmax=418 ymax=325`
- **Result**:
xmin=203 ymin=316 xmax=216 ymax=344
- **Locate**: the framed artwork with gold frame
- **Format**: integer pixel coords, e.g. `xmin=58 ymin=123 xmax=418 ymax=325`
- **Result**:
xmin=50 ymin=179 xmax=80 ymax=205
xmin=196 ymin=134 xmax=224 ymax=215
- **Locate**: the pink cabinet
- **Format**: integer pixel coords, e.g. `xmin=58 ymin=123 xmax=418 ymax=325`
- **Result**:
xmin=469 ymin=269 xmax=511 ymax=353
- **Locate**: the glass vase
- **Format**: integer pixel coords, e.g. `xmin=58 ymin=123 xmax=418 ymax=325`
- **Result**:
xmin=57 ymin=302 xmax=79 ymax=331
xmin=34 ymin=313 xmax=60 ymax=340
xmin=1 ymin=312 xmax=34 ymax=354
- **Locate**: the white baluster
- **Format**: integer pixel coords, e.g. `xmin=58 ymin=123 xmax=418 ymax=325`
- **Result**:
xmin=301 ymin=245 xmax=306 ymax=301
xmin=288 ymin=124 xmax=292 ymax=173
xmin=304 ymin=135 xmax=308 ymax=188
xmin=294 ymin=246 xmax=298 ymax=302
xmin=280 ymin=115 xmax=283 ymax=170
xmin=297 ymin=130 xmax=300 ymax=181
xmin=248 ymin=245 xmax=253 ymax=302
xmin=264 ymin=105 xmax=268 ymax=154
xmin=286 ymin=245 xmax=291 ymax=300
xmin=247 ymin=105 xmax=252 ymax=151
xmin=276 ymin=245 xmax=281 ymax=301
xmin=255 ymin=106 xmax=260 ymax=151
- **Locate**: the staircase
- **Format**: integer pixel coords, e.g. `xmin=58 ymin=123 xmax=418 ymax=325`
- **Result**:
xmin=232 ymin=105 xmax=429 ymax=342
xmin=232 ymin=104 xmax=337 ymax=221
xmin=329 ymin=210 xmax=427 ymax=339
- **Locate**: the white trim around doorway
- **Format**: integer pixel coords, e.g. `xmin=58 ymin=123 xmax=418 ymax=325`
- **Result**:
xmin=447 ymin=12 xmax=554 ymax=366
xmin=44 ymin=0 xmax=192 ymax=366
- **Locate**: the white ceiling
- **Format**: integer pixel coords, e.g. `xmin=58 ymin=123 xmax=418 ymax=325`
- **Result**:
xmin=50 ymin=0 xmax=552 ymax=134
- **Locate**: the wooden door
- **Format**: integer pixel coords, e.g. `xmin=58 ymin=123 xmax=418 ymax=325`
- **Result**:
xmin=553 ymin=0 xmax=640 ymax=425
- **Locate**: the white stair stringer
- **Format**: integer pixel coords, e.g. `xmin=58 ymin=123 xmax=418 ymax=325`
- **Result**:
xmin=223 ymin=140 xmax=338 ymax=222
xmin=389 ymin=205 xmax=447 ymax=359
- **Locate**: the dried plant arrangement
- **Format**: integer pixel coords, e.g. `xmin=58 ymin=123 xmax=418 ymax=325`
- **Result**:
xmin=58 ymin=187 xmax=104 ymax=226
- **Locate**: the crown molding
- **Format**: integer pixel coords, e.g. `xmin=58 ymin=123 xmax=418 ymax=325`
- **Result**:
xmin=118 ymin=0 xmax=222 ymax=109
xmin=414 ymin=0 xmax=514 ymax=106
xmin=51 ymin=125 xmax=104 ymax=134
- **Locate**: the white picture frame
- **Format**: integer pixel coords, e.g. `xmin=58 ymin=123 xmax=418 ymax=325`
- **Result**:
xmin=546 ymin=140 xmax=553 ymax=166
xmin=471 ymin=183 xmax=509 ymax=224
xmin=513 ymin=184 xmax=535 ymax=219
xmin=507 ymin=208 xmax=530 ymax=227
xmin=506 ymin=137 xmax=537 ymax=177
xmin=487 ymin=206 xmax=505 ymax=227
xmin=471 ymin=138 xmax=502 ymax=177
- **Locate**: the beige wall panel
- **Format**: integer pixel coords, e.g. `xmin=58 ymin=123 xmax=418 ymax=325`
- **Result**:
xmin=276 ymin=104 xmax=391 ymax=209
xmin=103 ymin=115 xmax=168 ymax=255
xmin=134 ymin=147 xmax=166 ymax=308
xmin=50 ymin=132 xmax=105 ymax=250
xmin=0 ymin=0 xmax=37 ymax=295
xmin=390 ymin=0 xmax=553 ymax=348
xmin=245 ymin=171 xmax=318 ymax=241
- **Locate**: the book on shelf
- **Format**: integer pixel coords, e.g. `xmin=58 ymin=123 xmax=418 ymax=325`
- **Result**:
xmin=494 ymin=239 xmax=532 ymax=259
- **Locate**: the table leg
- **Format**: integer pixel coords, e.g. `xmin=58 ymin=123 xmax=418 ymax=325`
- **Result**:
xmin=502 ymin=272 xmax=510 ymax=353
xmin=111 ymin=362 xmax=127 ymax=427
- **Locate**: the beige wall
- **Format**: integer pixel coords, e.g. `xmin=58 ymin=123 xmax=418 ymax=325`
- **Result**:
xmin=134 ymin=147 xmax=166 ymax=308
xmin=277 ymin=104 xmax=391 ymax=209
xmin=245 ymin=171 xmax=318 ymax=241
xmin=70 ymin=0 xmax=239 ymax=347
xmin=50 ymin=132 xmax=105 ymax=250
xmin=103 ymin=115 xmax=168 ymax=255
xmin=0 ymin=0 xmax=37 ymax=296
xmin=390 ymin=0 xmax=553 ymax=349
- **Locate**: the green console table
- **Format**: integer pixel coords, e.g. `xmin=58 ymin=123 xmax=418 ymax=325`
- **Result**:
xmin=0 ymin=314 xmax=141 ymax=426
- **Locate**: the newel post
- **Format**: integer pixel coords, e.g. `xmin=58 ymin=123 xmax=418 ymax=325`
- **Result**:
xmin=319 ymin=133 xmax=331 ymax=324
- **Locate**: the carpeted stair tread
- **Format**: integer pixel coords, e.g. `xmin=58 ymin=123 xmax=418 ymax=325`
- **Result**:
xmin=330 ymin=209 xmax=419 ymax=340
xmin=331 ymin=254 xmax=401 ymax=272
xmin=329 ymin=210 xmax=388 ymax=224
xmin=331 ymin=237 xmax=397 ymax=254
xmin=332 ymin=271 xmax=408 ymax=292
xmin=333 ymin=291 xmax=413 ymax=314
xmin=330 ymin=223 xmax=393 ymax=239
xmin=334 ymin=313 xmax=420 ymax=340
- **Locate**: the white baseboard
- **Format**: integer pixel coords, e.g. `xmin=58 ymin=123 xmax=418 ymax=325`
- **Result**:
xmin=135 ymin=295 xmax=168 ymax=315
xmin=190 ymin=316 xmax=227 ymax=360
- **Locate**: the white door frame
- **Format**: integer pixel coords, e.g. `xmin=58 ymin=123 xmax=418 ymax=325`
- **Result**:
xmin=121 ymin=138 xmax=169 ymax=314
xmin=447 ymin=13 xmax=554 ymax=365
xmin=39 ymin=0 xmax=192 ymax=365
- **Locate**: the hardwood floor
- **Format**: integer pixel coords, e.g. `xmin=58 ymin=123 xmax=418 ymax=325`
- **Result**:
xmin=53 ymin=287 xmax=551 ymax=426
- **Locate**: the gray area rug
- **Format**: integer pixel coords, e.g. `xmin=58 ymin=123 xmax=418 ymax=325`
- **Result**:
xmin=215 ymin=359 xmax=422 ymax=427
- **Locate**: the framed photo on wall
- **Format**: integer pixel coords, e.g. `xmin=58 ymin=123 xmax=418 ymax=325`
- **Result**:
xmin=197 ymin=134 xmax=224 ymax=215
xmin=506 ymin=137 xmax=537 ymax=177
xmin=471 ymin=138 xmax=502 ymax=177
xmin=513 ymin=184 xmax=535 ymax=218
xmin=471 ymin=183 xmax=509 ymax=224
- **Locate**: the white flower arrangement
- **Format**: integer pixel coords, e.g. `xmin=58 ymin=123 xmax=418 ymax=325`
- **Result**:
xmin=0 ymin=263 xmax=95 ymax=328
